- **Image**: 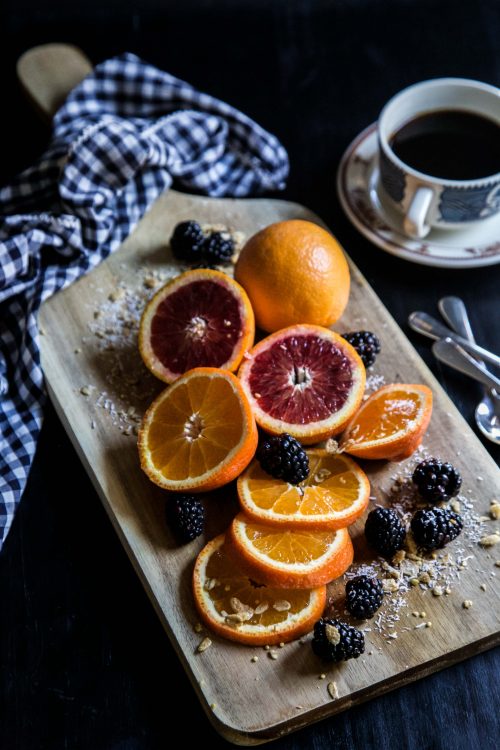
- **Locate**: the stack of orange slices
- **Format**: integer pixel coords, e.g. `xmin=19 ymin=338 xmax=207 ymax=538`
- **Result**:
xmin=136 ymin=221 xmax=434 ymax=647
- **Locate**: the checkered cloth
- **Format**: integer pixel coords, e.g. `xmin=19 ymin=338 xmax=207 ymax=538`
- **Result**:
xmin=0 ymin=52 xmax=289 ymax=549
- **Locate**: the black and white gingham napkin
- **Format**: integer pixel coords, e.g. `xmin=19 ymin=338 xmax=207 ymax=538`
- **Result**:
xmin=0 ymin=52 xmax=289 ymax=549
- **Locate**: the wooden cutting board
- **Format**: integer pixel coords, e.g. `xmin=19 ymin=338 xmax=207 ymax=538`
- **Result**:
xmin=22 ymin=45 xmax=500 ymax=744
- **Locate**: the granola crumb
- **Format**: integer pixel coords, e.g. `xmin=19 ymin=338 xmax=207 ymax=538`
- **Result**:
xmin=194 ymin=622 xmax=203 ymax=633
xmin=432 ymin=585 xmax=444 ymax=597
xmin=479 ymin=533 xmax=500 ymax=547
xmin=197 ymin=637 xmax=212 ymax=653
xmin=480 ymin=583 xmax=487 ymax=591
xmin=319 ymin=673 xmax=326 ymax=680
xmin=419 ymin=611 xmax=426 ymax=618
xmin=426 ymin=621 xmax=432 ymax=628
xmin=278 ymin=642 xmax=285 ymax=648
xmin=392 ymin=550 xmax=406 ymax=565
xmin=327 ymin=681 xmax=339 ymax=700
xmin=489 ymin=502 xmax=500 ymax=520
xmin=264 ymin=645 xmax=271 ymax=651
xmin=251 ymin=656 xmax=259 ymax=663
xmin=411 ymin=611 xmax=419 ymax=617
xmin=462 ymin=600 xmax=473 ymax=609
xmin=495 ymin=561 xmax=500 ymax=568
xmin=268 ymin=651 xmax=278 ymax=660
xmin=80 ymin=385 xmax=93 ymax=396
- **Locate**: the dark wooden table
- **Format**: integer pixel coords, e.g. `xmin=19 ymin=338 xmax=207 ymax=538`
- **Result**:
xmin=1 ymin=1 xmax=499 ymax=748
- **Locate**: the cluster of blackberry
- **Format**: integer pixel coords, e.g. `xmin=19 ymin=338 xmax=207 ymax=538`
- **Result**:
xmin=170 ymin=220 xmax=234 ymax=267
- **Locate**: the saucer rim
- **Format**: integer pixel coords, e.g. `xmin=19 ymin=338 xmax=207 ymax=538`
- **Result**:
xmin=336 ymin=123 xmax=500 ymax=269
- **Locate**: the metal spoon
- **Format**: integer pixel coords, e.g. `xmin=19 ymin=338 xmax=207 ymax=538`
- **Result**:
xmin=435 ymin=296 xmax=500 ymax=444
xmin=408 ymin=311 xmax=500 ymax=370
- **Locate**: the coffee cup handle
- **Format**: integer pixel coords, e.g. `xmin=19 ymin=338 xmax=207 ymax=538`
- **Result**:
xmin=403 ymin=186 xmax=434 ymax=239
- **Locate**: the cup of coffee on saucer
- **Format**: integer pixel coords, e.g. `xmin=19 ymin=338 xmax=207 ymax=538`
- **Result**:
xmin=378 ymin=78 xmax=500 ymax=239
xmin=337 ymin=78 xmax=500 ymax=269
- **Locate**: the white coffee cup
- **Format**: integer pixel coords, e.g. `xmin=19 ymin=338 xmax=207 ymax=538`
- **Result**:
xmin=377 ymin=78 xmax=500 ymax=239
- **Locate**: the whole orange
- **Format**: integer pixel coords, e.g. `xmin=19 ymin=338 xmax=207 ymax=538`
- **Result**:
xmin=234 ymin=220 xmax=350 ymax=332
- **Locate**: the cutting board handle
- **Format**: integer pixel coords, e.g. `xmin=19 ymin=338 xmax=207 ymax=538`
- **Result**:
xmin=17 ymin=43 xmax=93 ymax=121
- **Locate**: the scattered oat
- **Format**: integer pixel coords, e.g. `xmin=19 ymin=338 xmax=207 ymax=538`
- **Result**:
xmin=210 ymin=703 xmax=217 ymax=710
xmin=463 ymin=600 xmax=473 ymax=609
xmin=495 ymin=561 xmax=500 ymax=568
xmin=412 ymin=611 xmax=419 ymax=617
xmin=108 ymin=288 xmax=125 ymax=302
xmin=451 ymin=499 xmax=461 ymax=514
xmin=268 ymin=651 xmax=278 ymax=660
xmin=426 ymin=621 xmax=432 ymax=628
xmin=410 ymin=578 xmax=419 ymax=587
xmin=382 ymin=578 xmax=399 ymax=593
xmin=143 ymin=276 xmax=158 ymax=289
xmin=194 ymin=622 xmax=203 ymax=633
xmin=479 ymin=533 xmax=500 ymax=547
xmin=432 ymin=586 xmax=444 ymax=597
xmin=251 ymin=656 xmax=259 ymax=663
xmin=225 ymin=612 xmax=250 ymax=624
xmin=480 ymin=583 xmax=487 ymax=591
xmin=80 ymin=385 xmax=93 ymax=396
xmin=319 ymin=673 xmax=326 ymax=680
xmin=489 ymin=502 xmax=500 ymax=520
xmin=392 ymin=550 xmax=406 ymax=565
xmin=254 ymin=602 xmax=269 ymax=615
xmin=197 ymin=637 xmax=212 ymax=653
xmin=325 ymin=624 xmax=341 ymax=645
xmin=273 ymin=600 xmax=291 ymax=612
xmin=327 ymin=681 xmax=339 ymax=700
xmin=230 ymin=597 xmax=254 ymax=618
xmin=205 ymin=578 xmax=218 ymax=591
xmin=278 ymin=642 xmax=285 ymax=648
xmin=445 ymin=587 xmax=452 ymax=595
xmin=325 ymin=438 xmax=339 ymax=454
xmin=418 ymin=572 xmax=431 ymax=585
xmin=414 ymin=622 xmax=427 ymax=629
xmin=264 ymin=645 xmax=271 ymax=651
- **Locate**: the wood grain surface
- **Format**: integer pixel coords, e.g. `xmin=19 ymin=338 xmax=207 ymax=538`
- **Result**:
xmin=22 ymin=45 xmax=500 ymax=744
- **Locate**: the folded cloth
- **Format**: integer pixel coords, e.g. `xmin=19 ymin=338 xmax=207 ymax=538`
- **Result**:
xmin=0 ymin=52 xmax=289 ymax=549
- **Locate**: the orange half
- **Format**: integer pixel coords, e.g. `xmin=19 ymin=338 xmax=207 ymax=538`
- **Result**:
xmin=138 ymin=367 xmax=258 ymax=491
xmin=193 ymin=535 xmax=326 ymax=645
xmin=227 ymin=513 xmax=353 ymax=588
xmin=340 ymin=383 xmax=433 ymax=461
xmin=238 ymin=450 xmax=370 ymax=530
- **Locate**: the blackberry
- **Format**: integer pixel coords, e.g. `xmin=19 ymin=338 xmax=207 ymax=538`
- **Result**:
xmin=166 ymin=494 xmax=205 ymax=543
xmin=412 ymin=458 xmax=462 ymax=503
xmin=202 ymin=232 xmax=234 ymax=263
xmin=257 ymin=433 xmax=309 ymax=485
xmin=170 ymin=221 xmax=205 ymax=262
xmin=365 ymin=507 xmax=406 ymax=557
xmin=411 ymin=507 xmax=463 ymax=550
xmin=312 ymin=618 xmax=365 ymax=662
xmin=345 ymin=575 xmax=384 ymax=619
xmin=342 ymin=331 xmax=381 ymax=368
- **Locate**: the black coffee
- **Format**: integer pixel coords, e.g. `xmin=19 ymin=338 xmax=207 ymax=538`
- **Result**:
xmin=389 ymin=109 xmax=500 ymax=180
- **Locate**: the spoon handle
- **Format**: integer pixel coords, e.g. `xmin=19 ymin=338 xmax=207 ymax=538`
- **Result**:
xmin=408 ymin=311 xmax=500 ymax=370
xmin=438 ymin=296 xmax=476 ymax=344
xmin=432 ymin=338 xmax=500 ymax=392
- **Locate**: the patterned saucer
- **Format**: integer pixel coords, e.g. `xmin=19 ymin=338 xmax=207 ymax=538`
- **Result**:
xmin=337 ymin=124 xmax=500 ymax=268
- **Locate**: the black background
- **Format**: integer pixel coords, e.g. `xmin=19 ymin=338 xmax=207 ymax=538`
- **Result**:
xmin=1 ymin=1 xmax=499 ymax=748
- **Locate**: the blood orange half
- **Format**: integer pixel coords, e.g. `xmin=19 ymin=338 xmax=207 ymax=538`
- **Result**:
xmin=238 ymin=325 xmax=366 ymax=444
xmin=139 ymin=269 xmax=255 ymax=384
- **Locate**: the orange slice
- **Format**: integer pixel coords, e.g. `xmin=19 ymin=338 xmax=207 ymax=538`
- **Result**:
xmin=227 ymin=513 xmax=353 ymax=588
xmin=238 ymin=325 xmax=366 ymax=444
xmin=193 ymin=535 xmax=326 ymax=645
xmin=138 ymin=367 xmax=258 ymax=491
xmin=340 ymin=383 xmax=433 ymax=461
xmin=139 ymin=269 xmax=255 ymax=384
xmin=238 ymin=450 xmax=370 ymax=530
